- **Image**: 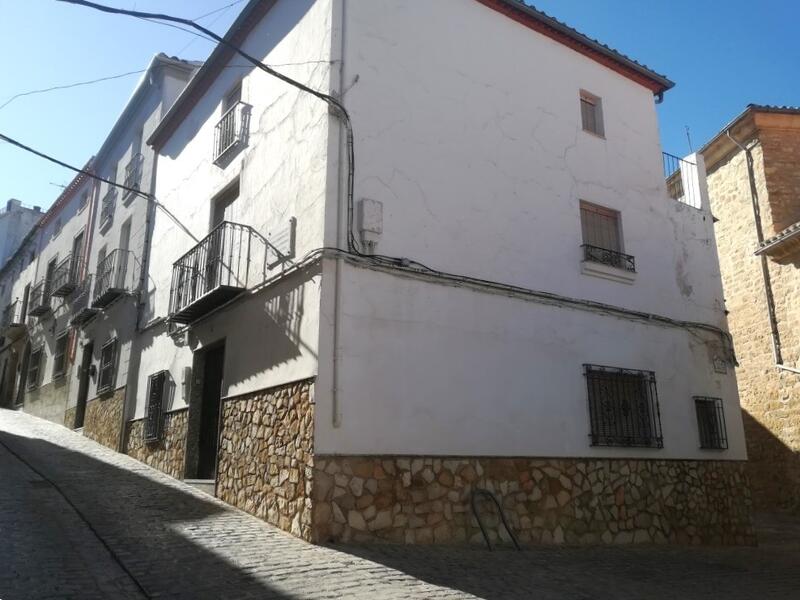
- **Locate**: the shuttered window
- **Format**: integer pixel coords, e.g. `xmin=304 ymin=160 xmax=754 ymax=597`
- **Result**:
xmin=27 ymin=346 xmax=43 ymax=390
xmin=52 ymin=331 xmax=69 ymax=379
xmin=580 ymin=90 xmax=604 ymax=137
xmin=97 ymin=338 xmax=117 ymax=394
xmin=580 ymin=201 xmax=622 ymax=252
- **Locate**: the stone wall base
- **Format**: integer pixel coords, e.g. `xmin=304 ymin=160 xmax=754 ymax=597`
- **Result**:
xmin=125 ymin=409 xmax=189 ymax=479
xmin=312 ymin=456 xmax=755 ymax=546
xmin=216 ymin=379 xmax=315 ymax=540
xmin=83 ymin=389 xmax=125 ymax=451
xmin=64 ymin=406 xmax=77 ymax=429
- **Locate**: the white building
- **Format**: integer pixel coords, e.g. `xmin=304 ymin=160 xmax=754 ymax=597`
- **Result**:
xmin=0 ymin=199 xmax=42 ymax=269
xmin=126 ymin=0 xmax=753 ymax=546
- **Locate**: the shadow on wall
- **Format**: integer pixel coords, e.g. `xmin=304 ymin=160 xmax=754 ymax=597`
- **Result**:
xmin=742 ymin=409 xmax=800 ymax=513
xmin=0 ymin=428 xmax=297 ymax=599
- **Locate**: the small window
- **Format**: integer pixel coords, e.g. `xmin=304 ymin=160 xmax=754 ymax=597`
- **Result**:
xmin=144 ymin=371 xmax=168 ymax=442
xmin=97 ymin=338 xmax=117 ymax=394
xmin=52 ymin=218 xmax=63 ymax=238
xmin=585 ymin=364 xmax=663 ymax=448
xmin=694 ymin=397 xmax=728 ymax=450
xmin=580 ymin=90 xmax=604 ymax=137
xmin=27 ymin=346 xmax=43 ymax=390
xmin=223 ymin=82 xmax=242 ymax=113
xmin=78 ymin=190 xmax=89 ymax=212
xmin=53 ymin=331 xmax=69 ymax=379
xmin=580 ymin=201 xmax=635 ymax=273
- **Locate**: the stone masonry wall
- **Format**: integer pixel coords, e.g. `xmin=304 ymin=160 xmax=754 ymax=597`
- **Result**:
xmin=706 ymin=133 xmax=800 ymax=512
xmin=312 ymin=457 xmax=755 ymax=546
xmin=216 ymin=379 xmax=314 ymax=540
xmin=64 ymin=406 xmax=77 ymax=429
xmin=83 ymin=388 xmax=125 ymax=451
xmin=125 ymin=409 xmax=189 ymax=479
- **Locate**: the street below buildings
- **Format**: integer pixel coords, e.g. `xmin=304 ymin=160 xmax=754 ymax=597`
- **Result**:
xmin=0 ymin=409 xmax=798 ymax=600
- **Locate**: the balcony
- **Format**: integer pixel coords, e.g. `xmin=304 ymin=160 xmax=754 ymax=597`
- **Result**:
xmin=169 ymin=222 xmax=258 ymax=324
xmin=582 ymin=244 xmax=636 ymax=272
xmin=28 ymin=280 xmax=51 ymax=317
xmin=213 ymin=101 xmax=249 ymax=164
xmin=51 ymin=254 xmax=84 ymax=297
xmin=123 ymin=153 xmax=143 ymax=202
xmin=69 ymin=275 xmax=98 ymax=327
xmin=99 ymin=186 xmax=117 ymax=228
xmin=662 ymin=152 xmax=702 ymax=209
xmin=93 ymin=249 xmax=137 ymax=309
xmin=1 ymin=301 xmax=26 ymax=338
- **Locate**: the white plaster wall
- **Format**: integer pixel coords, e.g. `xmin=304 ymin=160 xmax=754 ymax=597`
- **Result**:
xmin=315 ymin=0 xmax=741 ymax=459
xmin=0 ymin=204 xmax=41 ymax=269
xmin=317 ymin=263 xmax=745 ymax=459
xmin=135 ymin=0 xmax=334 ymax=418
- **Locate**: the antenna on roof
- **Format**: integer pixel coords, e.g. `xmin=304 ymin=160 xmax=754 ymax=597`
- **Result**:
xmin=685 ymin=125 xmax=693 ymax=153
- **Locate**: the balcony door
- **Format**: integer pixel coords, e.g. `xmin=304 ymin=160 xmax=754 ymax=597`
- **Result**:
xmin=71 ymin=231 xmax=84 ymax=281
xmin=208 ymin=184 xmax=239 ymax=292
xmin=116 ymin=219 xmax=131 ymax=289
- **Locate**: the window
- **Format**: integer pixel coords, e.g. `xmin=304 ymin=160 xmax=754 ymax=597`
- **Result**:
xmin=694 ymin=397 xmax=728 ymax=450
xmin=585 ymin=364 xmax=663 ymax=448
xmin=580 ymin=201 xmax=635 ymax=272
xmin=144 ymin=371 xmax=168 ymax=442
xmin=78 ymin=190 xmax=89 ymax=212
xmin=27 ymin=346 xmax=43 ymax=390
xmin=223 ymin=82 xmax=242 ymax=113
xmin=580 ymin=90 xmax=604 ymax=137
xmin=53 ymin=331 xmax=69 ymax=379
xmin=97 ymin=338 xmax=117 ymax=394
xmin=52 ymin=218 xmax=63 ymax=238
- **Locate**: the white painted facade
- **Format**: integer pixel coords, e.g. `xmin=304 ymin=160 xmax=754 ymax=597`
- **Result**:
xmin=0 ymin=200 xmax=42 ymax=270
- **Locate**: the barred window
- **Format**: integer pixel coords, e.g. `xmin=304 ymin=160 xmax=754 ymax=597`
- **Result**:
xmin=144 ymin=371 xmax=168 ymax=442
xmin=27 ymin=346 xmax=43 ymax=390
xmin=694 ymin=396 xmax=728 ymax=450
xmin=97 ymin=338 xmax=117 ymax=394
xmin=52 ymin=331 xmax=69 ymax=379
xmin=580 ymin=90 xmax=604 ymax=137
xmin=585 ymin=364 xmax=663 ymax=448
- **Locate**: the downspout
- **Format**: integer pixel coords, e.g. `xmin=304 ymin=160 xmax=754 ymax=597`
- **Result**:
xmin=725 ymin=130 xmax=795 ymax=375
xmin=331 ymin=0 xmax=348 ymax=428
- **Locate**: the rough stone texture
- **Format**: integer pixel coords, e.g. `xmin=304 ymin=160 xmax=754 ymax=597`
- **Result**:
xmin=706 ymin=121 xmax=800 ymax=512
xmin=313 ymin=456 xmax=755 ymax=546
xmin=64 ymin=405 xmax=77 ymax=429
xmin=83 ymin=388 xmax=124 ymax=451
xmin=125 ymin=409 xmax=188 ymax=479
xmin=216 ymin=379 xmax=314 ymax=540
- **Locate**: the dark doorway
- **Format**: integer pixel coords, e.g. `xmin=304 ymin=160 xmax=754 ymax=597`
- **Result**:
xmin=74 ymin=341 xmax=93 ymax=429
xmin=196 ymin=344 xmax=225 ymax=480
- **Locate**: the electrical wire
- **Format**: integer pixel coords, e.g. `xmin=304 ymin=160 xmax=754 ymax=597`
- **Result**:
xmin=0 ymin=69 xmax=146 ymax=112
xmin=56 ymin=0 xmax=360 ymax=254
xmin=175 ymin=0 xmax=247 ymax=56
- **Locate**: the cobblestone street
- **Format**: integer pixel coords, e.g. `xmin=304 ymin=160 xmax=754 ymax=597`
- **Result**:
xmin=1 ymin=409 xmax=799 ymax=600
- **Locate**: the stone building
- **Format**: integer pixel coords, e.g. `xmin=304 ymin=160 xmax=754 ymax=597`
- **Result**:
xmin=701 ymin=105 xmax=800 ymax=512
xmin=125 ymin=0 xmax=752 ymax=546
xmin=0 ymin=199 xmax=42 ymax=269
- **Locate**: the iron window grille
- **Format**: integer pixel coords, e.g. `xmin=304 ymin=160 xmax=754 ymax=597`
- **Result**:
xmin=100 ymin=187 xmax=117 ymax=227
xmin=2 ymin=300 xmax=23 ymax=329
xmin=28 ymin=280 xmax=51 ymax=316
xmin=97 ymin=338 xmax=117 ymax=395
xmin=694 ymin=396 xmax=728 ymax=450
xmin=582 ymin=244 xmax=636 ymax=272
xmin=123 ymin=153 xmax=143 ymax=202
xmin=27 ymin=346 xmax=43 ymax=390
xmin=213 ymin=101 xmax=247 ymax=163
xmin=52 ymin=331 xmax=69 ymax=379
xmin=144 ymin=371 xmax=168 ymax=442
xmin=585 ymin=364 xmax=663 ymax=448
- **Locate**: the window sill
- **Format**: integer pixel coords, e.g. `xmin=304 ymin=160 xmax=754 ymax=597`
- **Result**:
xmin=581 ymin=128 xmax=606 ymax=140
xmin=581 ymin=260 xmax=636 ymax=285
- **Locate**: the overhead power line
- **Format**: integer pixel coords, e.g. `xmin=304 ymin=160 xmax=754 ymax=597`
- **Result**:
xmin=56 ymin=0 xmax=359 ymax=253
xmin=0 ymin=131 xmax=198 ymax=243
xmin=0 ymin=69 xmax=145 ymax=111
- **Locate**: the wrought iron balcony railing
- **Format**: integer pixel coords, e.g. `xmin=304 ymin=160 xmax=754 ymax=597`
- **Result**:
xmin=28 ymin=280 xmax=52 ymax=317
xmin=99 ymin=186 xmax=117 ymax=227
xmin=1 ymin=300 xmax=25 ymax=334
xmin=582 ymin=244 xmax=635 ymax=272
xmin=123 ymin=153 xmax=144 ymax=202
xmin=70 ymin=274 xmax=98 ymax=327
xmin=213 ymin=101 xmax=248 ymax=164
xmin=51 ymin=254 xmax=84 ymax=297
xmin=93 ymin=249 xmax=137 ymax=309
xmin=662 ymin=152 xmax=701 ymax=209
xmin=169 ymin=221 xmax=259 ymax=324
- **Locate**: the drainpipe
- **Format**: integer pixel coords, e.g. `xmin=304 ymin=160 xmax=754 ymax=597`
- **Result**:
xmin=725 ymin=130 xmax=794 ymax=375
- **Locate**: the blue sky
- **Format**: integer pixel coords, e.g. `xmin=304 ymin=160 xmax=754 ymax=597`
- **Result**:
xmin=1 ymin=0 xmax=797 ymax=210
